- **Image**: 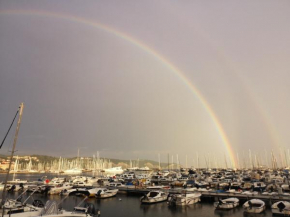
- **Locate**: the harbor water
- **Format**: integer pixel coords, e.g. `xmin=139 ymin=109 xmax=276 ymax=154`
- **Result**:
xmin=0 ymin=173 xmax=274 ymax=217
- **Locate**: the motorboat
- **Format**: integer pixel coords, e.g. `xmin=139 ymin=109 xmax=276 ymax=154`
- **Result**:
xmin=7 ymin=183 xmax=39 ymax=192
xmin=271 ymin=201 xmax=290 ymax=216
xmin=0 ymin=190 xmax=44 ymax=216
xmin=241 ymin=182 xmax=253 ymax=190
xmin=241 ymin=191 xmax=258 ymax=195
xmin=35 ymin=199 xmax=98 ymax=217
xmin=103 ymin=167 xmax=124 ymax=174
xmin=146 ymin=185 xmax=170 ymax=190
xmin=49 ymin=177 xmax=66 ymax=185
xmin=48 ymin=183 xmax=73 ymax=195
xmin=281 ymin=184 xmax=290 ymax=191
xmin=195 ymin=181 xmax=209 ymax=188
xmin=63 ymin=168 xmax=82 ymax=174
xmin=62 ymin=187 xmax=106 ymax=198
xmin=140 ymin=191 xmax=168 ymax=204
xmin=73 ymin=181 xmax=92 ymax=188
xmin=95 ymin=188 xmax=118 ymax=198
xmin=253 ymin=182 xmax=266 ymax=191
xmin=8 ymin=179 xmax=28 ymax=184
xmin=185 ymin=187 xmax=197 ymax=192
xmin=198 ymin=188 xmax=211 ymax=192
xmin=1 ymin=201 xmax=43 ymax=217
xmin=107 ymin=182 xmax=125 ymax=188
xmin=262 ymin=191 xmax=278 ymax=196
xmin=243 ymin=199 xmax=265 ymax=213
xmin=168 ymin=192 xmax=201 ymax=206
xmin=214 ymin=198 xmax=239 ymax=209
xmin=229 ymin=182 xmax=242 ymax=190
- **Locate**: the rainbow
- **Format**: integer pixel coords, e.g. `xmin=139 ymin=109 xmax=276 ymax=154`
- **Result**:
xmin=0 ymin=9 xmax=237 ymax=168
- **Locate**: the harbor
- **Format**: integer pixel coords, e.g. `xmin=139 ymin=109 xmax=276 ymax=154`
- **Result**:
xmin=1 ymin=165 xmax=290 ymax=216
xmin=0 ymin=104 xmax=290 ymax=216
xmin=1 ymin=1 xmax=290 ymax=217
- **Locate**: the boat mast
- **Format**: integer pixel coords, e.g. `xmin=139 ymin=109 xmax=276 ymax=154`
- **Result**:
xmin=1 ymin=103 xmax=24 ymax=209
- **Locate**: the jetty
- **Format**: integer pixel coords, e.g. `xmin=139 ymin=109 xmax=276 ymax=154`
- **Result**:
xmin=116 ymin=186 xmax=290 ymax=204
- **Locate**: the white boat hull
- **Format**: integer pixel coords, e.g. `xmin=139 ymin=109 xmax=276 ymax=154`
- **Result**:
xmin=140 ymin=191 xmax=168 ymax=204
xmin=243 ymin=199 xmax=265 ymax=213
xmin=95 ymin=189 xmax=118 ymax=198
xmin=244 ymin=206 xmax=265 ymax=213
xmin=272 ymin=201 xmax=290 ymax=216
xmin=168 ymin=193 xmax=201 ymax=206
xmin=141 ymin=196 xmax=167 ymax=203
xmin=272 ymin=208 xmax=290 ymax=216
xmin=214 ymin=198 xmax=239 ymax=209
xmin=214 ymin=202 xmax=239 ymax=209
xmin=96 ymin=192 xmax=117 ymax=198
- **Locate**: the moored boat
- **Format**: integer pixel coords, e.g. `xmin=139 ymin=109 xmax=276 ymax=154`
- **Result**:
xmin=48 ymin=183 xmax=73 ymax=195
xmin=272 ymin=201 xmax=290 ymax=216
xmin=95 ymin=188 xmax=118 ymax=198
xmin=243 ymin=199 xmax=265 ymax=213
xmin=140 ymin=191 xmax=168 ymax=204
xmin=63 ymin=168 xmax=82 ymax=174
xmin=168 ymin=192 xmax=201 ymax=206
xmin=103 ymin=167 xmax=124 ymax=174
xmin=34 ymin=199 xmax=98 ymax=217
xmin=214 ymin=198 xmax=239 ymax=209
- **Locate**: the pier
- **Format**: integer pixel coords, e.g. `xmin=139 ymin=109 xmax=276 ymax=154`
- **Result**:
xmin=116 ymin=186 xmax=290 ymax=204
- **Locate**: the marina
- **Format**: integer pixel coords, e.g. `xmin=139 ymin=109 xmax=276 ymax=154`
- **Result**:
xmin=0 ymin=104 xmax=290 ymax=216
xmin=1 ymin=1 xmax=290 ymax=217
xmin=1 ymin=166 xmax=290 ymax=216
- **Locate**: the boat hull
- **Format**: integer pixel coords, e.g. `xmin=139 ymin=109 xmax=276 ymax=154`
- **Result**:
xmin=272 ymin=208 xmax=290 ymax=216
xmin=272 ymin=201 xmax=290 ymax=216
xmin=95 ymin=192 xmax=117 ymax=198
xmin=244 ymin=206 xmax=265 ymax=213
xmin=141 ymin=196 xmax=167 ymax=204
xmin=168 ymin=193 xmax=201 ymax=206
xmin=214 ymin=202 xmax=239 ymax=209
xmin=243 ymin=199 xmax=265 ymax=213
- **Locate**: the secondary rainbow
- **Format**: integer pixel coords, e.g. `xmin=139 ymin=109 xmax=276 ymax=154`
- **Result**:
xmin=0 ymin=9 xmax=237 ymax=168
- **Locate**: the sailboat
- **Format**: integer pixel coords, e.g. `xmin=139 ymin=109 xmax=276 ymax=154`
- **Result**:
xmin=0 ymin=104 xmax=100 ymax=217
xmin=1 ymin=103 xmax=24 ymax=210
xmin=0 ymin=104 xmax=44 ymax=216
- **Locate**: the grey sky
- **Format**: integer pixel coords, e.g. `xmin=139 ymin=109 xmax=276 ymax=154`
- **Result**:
xmin=0 ymin=1 xmax=290 ymax=167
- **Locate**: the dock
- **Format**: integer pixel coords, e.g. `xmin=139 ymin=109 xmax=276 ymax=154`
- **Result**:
xmin=116 ymin=186 xmax=290 ymax=204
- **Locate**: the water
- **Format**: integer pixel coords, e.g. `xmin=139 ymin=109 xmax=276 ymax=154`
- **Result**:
xmin=0 ymin=174 xmax=274 ymax=217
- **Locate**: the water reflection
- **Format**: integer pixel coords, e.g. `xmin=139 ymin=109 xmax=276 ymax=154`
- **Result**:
xmin=168 ymin=203 xmax=202 ymax=214
xmin=214 ymin=208 xmax=240 ymax=217
xmin=243 ymin=212 xmax=268 ymax=217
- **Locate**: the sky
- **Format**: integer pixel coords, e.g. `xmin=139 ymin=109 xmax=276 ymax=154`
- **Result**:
xmin=0 ymin=1 xmax=290 ymax=167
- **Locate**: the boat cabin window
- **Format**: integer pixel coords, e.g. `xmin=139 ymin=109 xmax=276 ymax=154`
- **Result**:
xmin=148 ymin=192 xmax=159 ymax=197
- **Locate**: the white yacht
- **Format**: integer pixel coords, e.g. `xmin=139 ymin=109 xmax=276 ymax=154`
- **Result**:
xmin=8 ymin=179 xmax=28 ymax=184
xmin=146 ymin=185 xmax=171 ymax=190
xmin=103 ymin=167 xmax=124 ymax=174
xmin=271 ymin=201 xmax=290 ymax=216
xmin=140 ymin=191 xmax=168 ymax=204
xmin=48 ymin=183 xmax=73 ymax=195
xmin=1 ymin=202 xmax=43 ymax=217
xmin=214 ymin=198 xmax=239 ymax=209
xmin=63 ymin=168 xmax=82 ymax=174
xmin=61 ymin=187 xmax=105 ymax=198
xmin=95 ymin=188 xmax=118 ymax=198
xmin=243 ymin=199 xmax=265 ymax=213
xmin=0 ymin=192 xmax=44 ymax=216
xmin=168 ymin=192 xmax=201 ymax=206
xmin=34 ymin=200 xmax=97 ymax=217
